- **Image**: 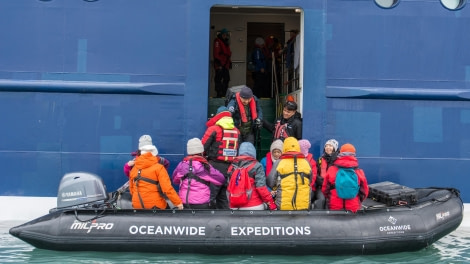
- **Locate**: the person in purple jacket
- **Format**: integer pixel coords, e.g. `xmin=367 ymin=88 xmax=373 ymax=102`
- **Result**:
xmin=172 ymin=138 xmax=225 ymax=209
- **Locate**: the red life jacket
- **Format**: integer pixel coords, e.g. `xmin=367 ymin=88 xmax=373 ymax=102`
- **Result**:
xmin=305 ymin=153 xmax=317 ymax=190
xmin=236 ymin=93 xmax=257 ymax=123
xmin=273 ymin=120 xmax=289 ymax=140
xmin=305 ymin=153 xmax=316 ymax=170
xmin=280 ymin=151 xmax=305 ymax=159
xmin=319 ymin=157 xmax=328 ymax=178
xmin=265 ymin=152 xmax=273 ymax=175
xmin=216 ymin=128 xmax=239 ymax=162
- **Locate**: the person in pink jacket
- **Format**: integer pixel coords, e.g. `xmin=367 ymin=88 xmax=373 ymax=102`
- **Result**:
xmin=172 ymin=138 xmax=225 ymax=209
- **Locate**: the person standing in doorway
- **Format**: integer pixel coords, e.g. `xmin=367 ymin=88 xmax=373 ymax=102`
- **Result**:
xmin=213 ymin=28 xmax=232 ymax=98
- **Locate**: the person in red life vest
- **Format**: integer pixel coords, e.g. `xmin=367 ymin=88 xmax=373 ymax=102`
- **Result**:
xmin=298 ymin=139 xmax=325 ymax=209
xmin=129 ymin=141 xmax=183 ymax=210
xmin=265 ymin=100 xmax=302 ymax=141
xmin=298 ymin=139 xmax=318 ymax=188
xmin=172 ymin=138 xmax=225 ymax=209
xmin=260 ymin=139 xmax=283 ymax=176
xmin=201 ymin=106 xmax=241 ymax=209
xmin=213 ymin=28 xmax=232 ymax=98
xmin=228 ymin=142 xmax=276 ymax=210
xmin=316 ymin=139 xmax=339 ymax=184
xmin=123 ymin=135 xmax=170 ymax=177
xmin=227 ymin=86 xmax=263 ymax=144
xmin=321 ymin=143 xmax=369 ymax=213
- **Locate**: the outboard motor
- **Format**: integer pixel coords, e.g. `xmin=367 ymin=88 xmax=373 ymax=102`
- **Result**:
xmin=54 ymin=172 xmax=108 ymax=210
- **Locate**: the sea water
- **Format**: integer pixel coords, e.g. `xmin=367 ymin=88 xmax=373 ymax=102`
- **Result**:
xmin=1 ymin=221 xmax=469 ymax=264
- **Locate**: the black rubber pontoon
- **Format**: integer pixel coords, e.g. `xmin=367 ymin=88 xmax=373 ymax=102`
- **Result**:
xmin=9 ymin=173 xmax=463 ymax=255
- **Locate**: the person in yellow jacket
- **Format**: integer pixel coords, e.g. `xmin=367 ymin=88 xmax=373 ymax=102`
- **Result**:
xmin=266 ymin=137 xmax=313 ymax=210
xmin=129 ymin=142 xmax=183 ymax=210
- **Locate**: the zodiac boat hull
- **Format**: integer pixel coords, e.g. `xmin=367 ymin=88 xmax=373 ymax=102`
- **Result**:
xmin=9 ymin=187 xmax=463 ymax=255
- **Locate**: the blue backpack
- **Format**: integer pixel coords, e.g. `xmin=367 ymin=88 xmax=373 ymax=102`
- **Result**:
xmin=334 ymin=166 xmax=359 ymax=199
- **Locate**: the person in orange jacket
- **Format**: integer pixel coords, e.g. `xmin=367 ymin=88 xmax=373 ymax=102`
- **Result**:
xmin=129 ymin=142 xmax=183 ymax=210
xmin=123 ymin=134 xmax=170 ymax=177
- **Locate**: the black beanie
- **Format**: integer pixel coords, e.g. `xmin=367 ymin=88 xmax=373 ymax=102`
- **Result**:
xmin=240 ymin=86 xmax=253 ymax=99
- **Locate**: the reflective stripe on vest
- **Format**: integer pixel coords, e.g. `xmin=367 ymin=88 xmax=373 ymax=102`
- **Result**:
xmin=274 ymin=121 xmax=289 ymax=140
xmin=217 ymin=129 xmax=239 ymax=162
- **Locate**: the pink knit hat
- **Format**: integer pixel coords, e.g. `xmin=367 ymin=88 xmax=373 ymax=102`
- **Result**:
xmin=298 ymin=139 xmax=311 ymax=156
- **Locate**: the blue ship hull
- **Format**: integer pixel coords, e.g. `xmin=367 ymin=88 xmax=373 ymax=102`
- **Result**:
xmin=1 ymin=1 xmax=470 ymax=202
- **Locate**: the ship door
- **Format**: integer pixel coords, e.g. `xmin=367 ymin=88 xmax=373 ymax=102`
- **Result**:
xmin=208 ymin=6 xmax=302 ymax=156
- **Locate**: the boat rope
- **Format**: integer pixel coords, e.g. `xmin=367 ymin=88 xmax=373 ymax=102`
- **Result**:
xmin=291 ymin=155 xmax=298 ymax=210
xmin=185 ymin=159 xmax=193 ymax=209
xmin=73 ymin=207 xmax=107 ymax=222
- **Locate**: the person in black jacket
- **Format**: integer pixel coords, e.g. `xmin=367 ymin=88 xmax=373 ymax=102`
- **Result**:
xmin=264 ymin=100 xmax=302 ymax=141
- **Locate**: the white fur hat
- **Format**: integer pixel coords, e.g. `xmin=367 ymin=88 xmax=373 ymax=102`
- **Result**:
xmin=140 ymin=144 xmax=158 ymax=156
xmin=187 ymin=138 xmax=204 ymax=155
xmin=138 ymin=135 xmax=153 ymax=150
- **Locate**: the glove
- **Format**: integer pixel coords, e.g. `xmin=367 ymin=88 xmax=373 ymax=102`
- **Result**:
xmin=254 ymin=118 xmax=262 ymax=129
xmin=267 ymin=201 xmax=277 ymax=210
xmin=256 ymin=186 xmax=276 ymax=210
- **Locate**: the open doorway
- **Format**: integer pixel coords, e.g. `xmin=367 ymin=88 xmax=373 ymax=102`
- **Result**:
xmin=208 ymin=6 xmax=302 ymax=156
xmin=208 ymin=6 xmax=301 ymax=101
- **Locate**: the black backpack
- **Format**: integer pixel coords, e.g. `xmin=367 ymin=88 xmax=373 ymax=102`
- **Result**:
xmin=181 ymin=159 xmax=210 ymax=208
xmin=224 ymin=85 xmax=245 ymax=106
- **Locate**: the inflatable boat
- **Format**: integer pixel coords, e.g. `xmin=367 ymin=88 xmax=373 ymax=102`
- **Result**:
xmin=9 ymin=172 xmax=463 ymax=255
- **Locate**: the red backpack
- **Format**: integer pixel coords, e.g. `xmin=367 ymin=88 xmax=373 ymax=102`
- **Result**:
xmin=227 ymin=160 xmax=257 ymax=207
